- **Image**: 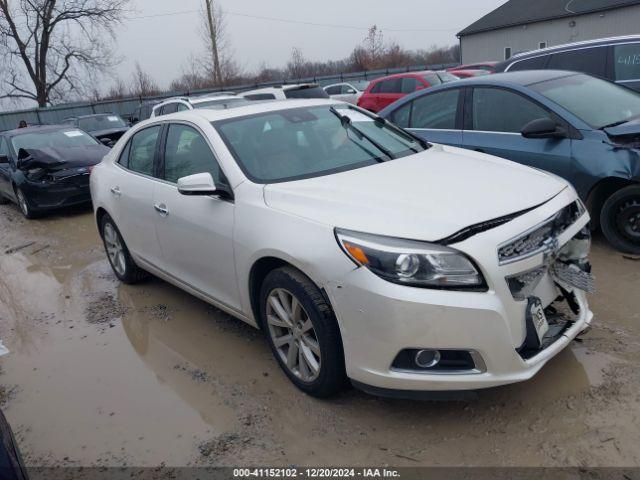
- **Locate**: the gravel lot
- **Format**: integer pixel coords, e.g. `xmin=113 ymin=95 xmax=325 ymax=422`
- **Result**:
xmin=0 ymin=202 xmax=639 ymax=469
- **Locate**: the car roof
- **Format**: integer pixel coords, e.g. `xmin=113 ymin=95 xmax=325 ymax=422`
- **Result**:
xmin=149 ymin=98 xmax=342 ymax=123
xmin=2 ymin=124 xmax=75 ymax=137
xmin=505 ymin=34 xmax=640 ymax=63
xmin=371 ymin=70 xmax=447 ymax=82
xmin=449 ymin=69 xmax=580 ymax=87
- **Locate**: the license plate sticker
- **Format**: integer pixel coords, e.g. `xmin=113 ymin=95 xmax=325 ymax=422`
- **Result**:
xmin=530 ymin=300 xmax=550 ymax=344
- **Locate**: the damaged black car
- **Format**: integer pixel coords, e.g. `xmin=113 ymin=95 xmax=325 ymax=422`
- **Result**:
xmin=0 ymin=125 xmax=109 ymax=219
xmin=64 ymin=113 xmax=130 ymax=147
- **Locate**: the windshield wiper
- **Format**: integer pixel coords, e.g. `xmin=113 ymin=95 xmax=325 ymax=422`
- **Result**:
xmin=329 ymin=106 xmax=396 ymax=161
xmin=373 ymin=115 xmax=430 ymax=151
xmin=599 ymin=114 xmax=640 ymax=130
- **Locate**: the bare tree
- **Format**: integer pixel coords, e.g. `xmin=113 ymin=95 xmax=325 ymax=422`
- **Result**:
xmin=286 ymin=47 xmax=310 ymax=79
xmin=130 ymin=62 xmax=158 ymax=98
xmin=0 ymin=0 xmax=129 ymax=107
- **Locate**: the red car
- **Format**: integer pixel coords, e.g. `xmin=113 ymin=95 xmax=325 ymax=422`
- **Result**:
xmin=357 ymin=70 xmax=459 ymax=113
xmin=447 ymin=69 xmax=491 ymax=78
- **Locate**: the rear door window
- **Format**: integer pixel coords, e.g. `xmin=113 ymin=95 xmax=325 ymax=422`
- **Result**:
xmin=410 ymin=89 xmax=460 ymax=129
xmin=614 ymin=43 xmax=640 ymax=81
xmin=379 ymin=79 xmax=402 ymax=94
xmin=128 ymin=126 xmax=161 ymax=176
xmin=471 ymin=88 xmax=551 ymax=133
xmin=161 ymin=103 xmax=179 ymax=115
xmin=546 ymin=47 xmax=607 ymax=78
xmin=325 ymin=85 xmax=342 ymax=95
xmin=400 ymin=77 xmax=420 ymax=94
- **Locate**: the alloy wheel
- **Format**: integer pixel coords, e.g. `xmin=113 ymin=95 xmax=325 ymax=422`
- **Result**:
xmin=103 ymin=222 xmax=127 ymax=276
xmin=266 ymin=288 xmax=321 ymax=382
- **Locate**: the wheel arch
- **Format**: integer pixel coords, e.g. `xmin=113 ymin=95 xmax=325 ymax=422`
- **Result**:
xmin=95 ymin=206 xmax=110 ymax=233
xmin=586 ymin=176 xmax=638 ymax=230
xmin=248 ymin=255 xmax=334 ymax=331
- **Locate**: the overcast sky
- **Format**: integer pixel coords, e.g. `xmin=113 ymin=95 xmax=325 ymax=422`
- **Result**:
xmin=113 ymin=0 xmax=506 ymax=88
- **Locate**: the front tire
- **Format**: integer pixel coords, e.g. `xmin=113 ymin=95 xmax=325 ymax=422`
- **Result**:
xmin=100 ymin=214 xmax=148 ymax=283
xmin=14 ymin=187 xmax=38 ymax=219
xmin=601 ymin=185 xmax=640 ymax=254
xmin=259 ymin=267 xmax=347 ymax=398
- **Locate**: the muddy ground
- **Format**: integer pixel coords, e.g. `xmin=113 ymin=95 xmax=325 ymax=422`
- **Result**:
xmin=0 ymin=202 xmax=639 ymax=469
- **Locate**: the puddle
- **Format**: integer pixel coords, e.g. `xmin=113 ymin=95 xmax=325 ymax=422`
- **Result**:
xmin=1 ymin=207 xmax=640 ymax=467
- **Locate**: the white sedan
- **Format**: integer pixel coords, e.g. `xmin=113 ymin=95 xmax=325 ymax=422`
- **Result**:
xmin=90 ymin=99 xmax=594 ymax=398
xmin=323 ymin=81 xmax=370 ymax=104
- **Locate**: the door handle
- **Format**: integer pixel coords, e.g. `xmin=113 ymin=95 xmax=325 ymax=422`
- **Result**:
xmin=154 ymin=203 xmax=169 ymax=217
xmin=110 ymin=186 xmax=121 ymax=197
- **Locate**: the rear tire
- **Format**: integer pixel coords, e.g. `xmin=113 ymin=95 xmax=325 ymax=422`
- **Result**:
xmin=100 ymin=214 xmax=148 ymax=283
xmin=601 ymin=185 xmax=640 ymax=255
xmin=259 ymin=267 xmax=348 ymax=398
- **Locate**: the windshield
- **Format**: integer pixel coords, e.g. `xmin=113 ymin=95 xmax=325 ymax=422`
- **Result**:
xmin=78 ymin=115 xmax=127 ymax=132
xmin=214 ymin=105 xmax=424 ymax=183
xmin=11 ymin=129 xmax=99 ymax=152
xmin=194 ymin=97 xmax=250 ymax=110
xmin=530 ymin=74 xmax=640 ymax=129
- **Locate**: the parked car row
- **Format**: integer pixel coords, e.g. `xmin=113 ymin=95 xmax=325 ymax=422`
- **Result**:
xmin=2 ymin=40 xmax=636 ymax=399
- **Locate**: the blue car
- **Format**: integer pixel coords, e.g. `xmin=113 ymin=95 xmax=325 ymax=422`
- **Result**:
xmin=379 ymin=70 xmax=640 ymax=254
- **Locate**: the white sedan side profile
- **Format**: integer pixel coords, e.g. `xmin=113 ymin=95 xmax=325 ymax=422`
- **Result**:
xmin=90 ymin=99 xmax=594 ymax=398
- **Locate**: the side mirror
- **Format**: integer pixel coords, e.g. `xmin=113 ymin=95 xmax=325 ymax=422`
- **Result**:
xmin=521 ymin=118 xmax=567 ymax=139
xmin=0 ymin=154 xmax=8 ymax=164
xmin=346 ymin=88 xmax=357 ymax=94
xmin=177 ymin=172 xmax=218 ymax=196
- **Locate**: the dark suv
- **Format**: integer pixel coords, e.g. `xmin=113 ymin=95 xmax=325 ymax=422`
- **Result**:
xmin=495 ymin=35 xmax=640 ymax=91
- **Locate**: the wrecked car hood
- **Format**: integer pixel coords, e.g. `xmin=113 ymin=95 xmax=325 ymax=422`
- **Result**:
xmin=264 ymin=144 xmax=568 ymax=242
xmin=17 ymin=145 xmax=109 ymax=171
xmin=89 ymin=127 xmax=129 ymax=138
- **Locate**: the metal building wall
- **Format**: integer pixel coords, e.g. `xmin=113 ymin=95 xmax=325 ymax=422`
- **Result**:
xmin=460 ymin=5 xmax=640 ymax=63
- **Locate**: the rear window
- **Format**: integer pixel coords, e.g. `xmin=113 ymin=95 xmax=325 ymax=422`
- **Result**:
xmin=284 ymin=86 xmax=329 ymax=99
xmin=614 ymin=43 xmax=640 ymax=81
xmin=244 ymin=93 xmax=277 ymax=101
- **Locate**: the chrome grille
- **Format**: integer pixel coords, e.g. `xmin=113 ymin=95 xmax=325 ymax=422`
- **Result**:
xmin=498 ymin=201 xmax=585 ymax=265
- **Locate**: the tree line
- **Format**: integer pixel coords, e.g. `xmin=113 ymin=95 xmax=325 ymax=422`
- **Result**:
xmin=0 ymin=1 xmax=460 ymax=107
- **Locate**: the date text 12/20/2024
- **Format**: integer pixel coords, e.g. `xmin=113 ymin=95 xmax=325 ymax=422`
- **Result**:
xmin=233 ymin=468 xmax=401 ymax=478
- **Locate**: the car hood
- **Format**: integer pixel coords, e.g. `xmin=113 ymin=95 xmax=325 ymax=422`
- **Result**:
xmin=263 ymin=144 xmax=567 ymax=241
xmin=17 ymin=145 xmax=109 ymax=171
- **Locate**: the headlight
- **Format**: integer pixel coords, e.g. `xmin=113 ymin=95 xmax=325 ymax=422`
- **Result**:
xmin=335 ymin=228 xmax=486 ymax=290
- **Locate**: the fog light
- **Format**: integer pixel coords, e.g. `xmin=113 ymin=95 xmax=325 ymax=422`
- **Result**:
xmin=415 ymin=349 xmax=441 ymax=368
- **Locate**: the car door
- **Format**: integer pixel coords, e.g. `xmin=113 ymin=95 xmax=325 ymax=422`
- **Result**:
xmin=152 ymin=122 xmax=240 ymax=311
xmin=462 ymin=87 xmax=573 ymax=181
xmin=111 ymin=125 xmax=164 ymax=266
xmin=391 ymin=88 xmax=464 ymax=146
xmin=0 ymin=136 xmax=14 ymax=199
